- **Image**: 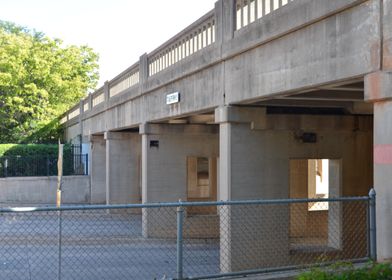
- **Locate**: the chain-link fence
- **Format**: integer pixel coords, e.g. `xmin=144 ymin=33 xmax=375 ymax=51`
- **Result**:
xmin=0 ymin=193 xmax=375 ymax=279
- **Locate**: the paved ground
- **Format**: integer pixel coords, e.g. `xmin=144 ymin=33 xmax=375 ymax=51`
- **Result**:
xmin=0 ymin=210 xmax=219 ymax=280
xmin=0 ymin=206 xmax=367 ymax=280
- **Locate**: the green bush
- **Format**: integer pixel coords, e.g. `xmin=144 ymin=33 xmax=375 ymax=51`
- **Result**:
xmin=0 ymin=144 xmax=71 ymax=157
xmin=0 ymin=144 xmax=78 ymax=177
xmin=297 ymin=262 xmax=392 ymax=280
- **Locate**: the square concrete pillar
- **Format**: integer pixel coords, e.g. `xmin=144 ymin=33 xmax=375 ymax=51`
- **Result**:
xmin=104 ymin=131 xmax=141 ymax=205
xmin=365 ymin=71 xmax=392 ymax=261
xmin=140 ymin=123 xmax=219 ymax=238
xmin=217 ymin=118 xmax=290 ymax=272
xmin=89 ymin=135 xmax=106 ymax=204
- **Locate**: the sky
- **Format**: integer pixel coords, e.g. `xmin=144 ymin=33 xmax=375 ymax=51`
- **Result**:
xmin=0 ymin=0 xmax=216 ymax=87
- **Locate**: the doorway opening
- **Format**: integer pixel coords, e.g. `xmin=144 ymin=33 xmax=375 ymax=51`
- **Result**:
xmin=289 ymin=159 xmax=342 ymax=251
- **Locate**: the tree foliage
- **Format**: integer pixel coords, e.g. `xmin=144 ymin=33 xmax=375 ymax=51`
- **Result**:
xmin=0 ymin=20 xmax=99 ymax=143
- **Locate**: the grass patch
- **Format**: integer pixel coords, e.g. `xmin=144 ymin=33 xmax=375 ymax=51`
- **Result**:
xmin=297 ymin=262 xmax=392 ymax=280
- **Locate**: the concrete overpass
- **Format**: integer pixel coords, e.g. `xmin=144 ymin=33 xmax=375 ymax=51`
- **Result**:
xmin=61 ymin=0 xmax=392 ymax=265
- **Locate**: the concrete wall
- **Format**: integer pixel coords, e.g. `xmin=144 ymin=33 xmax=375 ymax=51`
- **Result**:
xmin=105 ymin=132 xmax=141 ymax=205
xmin=141 ymin=124 xmax=219 ymax=238
xmin=142 ymin=124 xmax=219 ymax=203
xmin=0 ymin=176 xmax=90 ymax=205
xmin=66 ymin=122 xmax=81 ymax=143
xmin=217 ymin=110 xmax=373 ymax=272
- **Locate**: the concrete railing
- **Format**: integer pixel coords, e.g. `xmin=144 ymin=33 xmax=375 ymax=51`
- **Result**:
xmin=236 ymin=0 xmax=294 ymax=30
xmin=109 ymin=63 xmax=139 ymax=98
xmin=83 ymin=99 xmax=89 ymax=112
xmin=60 ymin=0 xmax=300 ymax=126
xmin=60 ymin=115 xmax=67 ymax=124
xmin=67 ymin=106 xmax=80 ymax=121
xmin=92 ymin=87 xmax=105 ymax=108
xmin=60 ymin=7 xmax=217 ymax=124
xmin=147 ymin=10 xmax=216 ymax=76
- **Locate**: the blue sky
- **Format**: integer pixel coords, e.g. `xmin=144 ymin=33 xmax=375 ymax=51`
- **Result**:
xmin=0 ymin=0 xmax=216 ymax=87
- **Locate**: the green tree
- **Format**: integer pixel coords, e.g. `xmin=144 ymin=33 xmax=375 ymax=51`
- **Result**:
xmin=0 ymin=20 xmax=99 ymax=143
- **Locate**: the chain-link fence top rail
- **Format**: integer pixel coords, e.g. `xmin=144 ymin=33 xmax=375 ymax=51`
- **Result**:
xmin=0 ymin=196 xmax=371 ymax=280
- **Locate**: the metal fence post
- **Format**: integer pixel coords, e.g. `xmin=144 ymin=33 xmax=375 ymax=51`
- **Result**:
xmin=4 ymin=158 xmax=7 ymax=177
xmin=85 ymin=154 xmax=88 ymax=175
xmin=176 ymin=200 xmax=184 ymax=280
xmin=46 ymin=156 xmax=50 ymax=176
xmin=369 ymin=188 xmax=377 ymax=261
xmin=58 ymin=210 xmax=63 ymax=280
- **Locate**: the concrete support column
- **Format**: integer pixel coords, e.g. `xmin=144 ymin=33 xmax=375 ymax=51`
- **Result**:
xmin=89 ymin=135 xmax=106 ymax=204
xmin=365 ymin=71 xmax=392 ymax=261
xmin=104 ymin=131 xmax=141 ymax=205
xmin=215 ymin=106 xmax=289 ymax=272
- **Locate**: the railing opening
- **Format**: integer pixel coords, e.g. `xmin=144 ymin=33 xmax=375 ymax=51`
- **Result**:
xmin=148 ymin=13 xmax=215 ymax=76
xmin=236 ymin=0 xmax=293 ymax=30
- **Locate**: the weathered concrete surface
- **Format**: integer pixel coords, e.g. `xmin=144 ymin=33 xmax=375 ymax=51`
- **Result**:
xmin=66 ymin=122 xmax=82 ymax=144
xmin=225 ymin=0 xmax=380 ymax=104
xmin=373 ymin=101 xmax=392 ymax=262
xmin=65 ymin=0 xmax=381 ymax=137
xmin=216 ymin=107 xmax=373 ymax=272
xmin=105 ymin=132 xmax=141 ymax=205
xmin=141 ymin=123 xmax=219 ymax=203
xmin=0 ymin=176 xmax=90 ymax=205
xmin=365 ymin=71 xmax=392 ymax=101
xmin=90 ymin=135 xmax=106 ymax=204
xmin=141 ymin=123 xmax=219 ymax=238
xmin=223 ymin=0 xmax=370 ymax=57
xmin=60 ymin=0 xmax=389 ymax=270
xmin=366 ymin=70 xmax=392 ymax=261
xmin=383 ymin=0 xmax=392 ymax=70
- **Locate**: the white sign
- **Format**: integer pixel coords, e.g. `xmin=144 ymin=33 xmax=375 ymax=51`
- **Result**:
xmin=166 ymin=92 xmax=180 ymax=105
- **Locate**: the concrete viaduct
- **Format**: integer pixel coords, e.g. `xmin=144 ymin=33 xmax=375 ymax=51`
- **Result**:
xmin=61 ymin=0 xmax=392 ymax=266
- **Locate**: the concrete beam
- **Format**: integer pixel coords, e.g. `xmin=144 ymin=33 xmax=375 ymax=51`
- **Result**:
xmin=214 ymin=106 xmax=267 ymax=129
xmin=365 ymin=71 xmax=392 ymax=102
xmin=139 ymin=123 xmax=218 ymax=136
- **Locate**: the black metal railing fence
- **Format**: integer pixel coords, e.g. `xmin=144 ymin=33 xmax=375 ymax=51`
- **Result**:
xmin=0 ymin=153 xmax=88 ymax=177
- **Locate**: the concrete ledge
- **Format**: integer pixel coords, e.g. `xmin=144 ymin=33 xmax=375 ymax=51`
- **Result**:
xmin=215 ymin=106 xmax=267 ymax=129
xmin=104 ymin=131 xmax=135 ymax=140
